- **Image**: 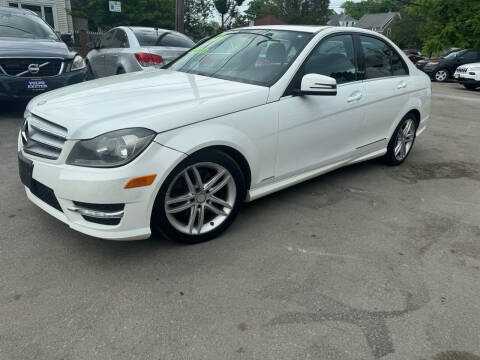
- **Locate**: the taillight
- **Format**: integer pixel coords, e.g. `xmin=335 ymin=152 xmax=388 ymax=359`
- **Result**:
xmin=134 ymin=53 xmax=164 ymax=67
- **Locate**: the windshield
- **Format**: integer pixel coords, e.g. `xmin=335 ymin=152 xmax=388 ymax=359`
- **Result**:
xmin=167 ymin=30 xmax=314 ymax=87
xmin=0 ymin=12 xmax=58 ymax=40
xmin=443 ymin=50 xmax=465 ymax=59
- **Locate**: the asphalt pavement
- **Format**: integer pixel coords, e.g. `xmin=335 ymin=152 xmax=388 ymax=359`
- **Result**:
xmin=0 ymin=82 xmax=479 ymax=360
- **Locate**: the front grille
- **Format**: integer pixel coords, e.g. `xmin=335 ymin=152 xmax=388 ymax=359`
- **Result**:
xmin=456 ymin=67 xmax=468 ymax=73
xmin=31 ymin=179 xmax=63 ymax=212
xmin=22 ymin=115 xmax=67 ymax=160
xmin=0 ymin=58 xmax=63 ymax=77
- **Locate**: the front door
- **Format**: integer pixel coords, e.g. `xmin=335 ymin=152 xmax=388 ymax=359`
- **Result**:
xmin=276 ymin=34 xmax=366 ymax=178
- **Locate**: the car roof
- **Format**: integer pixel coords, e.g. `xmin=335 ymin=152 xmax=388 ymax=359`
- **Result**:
xmin=235 ymin=25 xmax=331 ymax=33
xmin=0 ymin=6 xmax=39 ymax=16
xmin=234 ymin=25 xmax=393 ymax=38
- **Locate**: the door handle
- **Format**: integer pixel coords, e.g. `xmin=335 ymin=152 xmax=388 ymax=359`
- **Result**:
xmin=397 ymin=81 xmax=407 ymax=89
xmin=113 ymin=55 xmax=119 ymax=58
xmin=347 ymin=93 xmax=362 ymax=103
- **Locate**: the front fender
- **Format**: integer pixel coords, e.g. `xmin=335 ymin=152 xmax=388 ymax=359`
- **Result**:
xmin=153 ymin=102 xmax=279 ymax=187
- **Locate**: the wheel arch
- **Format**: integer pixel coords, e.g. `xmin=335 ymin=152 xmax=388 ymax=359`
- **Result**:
xmin=189 ymin=145 xmax=252 ymax=190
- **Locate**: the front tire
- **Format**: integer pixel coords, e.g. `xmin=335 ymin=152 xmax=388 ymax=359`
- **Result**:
xmin=434 ymin=69 xmax=449 ymax=82
xmin=384 ymin=114 xmax=417 ymax=166
xmin=151 ymin=149 xmax=246 ymax=244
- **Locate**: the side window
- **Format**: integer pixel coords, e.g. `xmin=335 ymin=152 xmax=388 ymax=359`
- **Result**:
xmin=360 ymin=35 xmax=408 ymax=79
xmin=109 ymin=30 xmax=122 ymax=48
xmin=115 ymin=29 xmax=129 ymax=48
xmin=101 ymin=30 xmax=114 ymax=49
xmin=304 ymin=34 xmax=357 ymax=84
xmin=461 ymin=51 xmax=478 ymax=63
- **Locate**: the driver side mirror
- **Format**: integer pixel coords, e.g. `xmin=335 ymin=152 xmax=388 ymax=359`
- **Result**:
xmin=294 ymin=74 xmax=337 ymax=96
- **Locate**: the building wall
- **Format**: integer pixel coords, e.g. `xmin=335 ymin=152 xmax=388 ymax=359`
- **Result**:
xmin=1 ymin=0 xmax=72 ymax=33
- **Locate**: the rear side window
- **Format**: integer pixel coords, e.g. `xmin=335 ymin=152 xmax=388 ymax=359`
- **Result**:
xmin=158 ymin=33 xmax=194 ymax=48
xmin=304 ymin=34 xmax=357 ymax=84
xmin=101 ymin=30 xmax=115 ymax=48
xmin=360 ymin=35 xmax=408 ymax=79
xmin=114 ymin=29 xmax=129 ymax=48
xmin=460 ymin=50 xmax=479 ymax=63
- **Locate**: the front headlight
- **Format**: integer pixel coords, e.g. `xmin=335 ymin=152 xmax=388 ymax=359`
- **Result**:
xmin=66 ymin=128 xmax=156 ymax=167
xmin=71 ymin=55 xmax=86 ymax=71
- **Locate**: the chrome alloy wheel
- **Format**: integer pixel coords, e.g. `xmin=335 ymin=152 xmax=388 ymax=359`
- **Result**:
xmin=394 ymin=118 xmax=416 ymax=161
xmin=435 ymin=70 xmax=448 ymax=82
xmin=165 ymin=162 xmax=237 ymax=235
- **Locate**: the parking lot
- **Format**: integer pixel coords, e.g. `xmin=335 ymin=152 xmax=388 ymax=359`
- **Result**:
xmin=0 ymin=82 xmax=479 ymax=360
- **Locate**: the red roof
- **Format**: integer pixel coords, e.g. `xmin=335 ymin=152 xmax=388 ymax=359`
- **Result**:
xmin=254 ymin=16 xmax=287 ymax=26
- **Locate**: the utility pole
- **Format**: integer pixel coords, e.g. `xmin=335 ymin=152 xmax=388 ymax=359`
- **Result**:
xmin=175 ymin=0 xmax=185 ymax=33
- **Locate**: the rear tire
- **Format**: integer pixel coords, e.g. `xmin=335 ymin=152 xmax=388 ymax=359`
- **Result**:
xmin=151 ymin=149 xmax=246 ymax=244
xmin=384 ymin=114 xmax=417 ymax=166
xmin=117 ymin=67 xmax=126 ymax=75
xmin=464 ymin=84 xmax=478 ymax=90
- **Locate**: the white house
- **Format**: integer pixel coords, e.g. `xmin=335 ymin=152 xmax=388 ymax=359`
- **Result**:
xmin=1 ymin=0 xmax=73 ymax=34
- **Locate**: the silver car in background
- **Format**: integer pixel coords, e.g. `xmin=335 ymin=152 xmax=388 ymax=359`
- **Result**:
xmin=86 ymin=26 xmax=194 ymax=78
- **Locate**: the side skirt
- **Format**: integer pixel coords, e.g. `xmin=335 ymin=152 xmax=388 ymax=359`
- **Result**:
xmin=246 ymin=148 xmax=387 ymax=202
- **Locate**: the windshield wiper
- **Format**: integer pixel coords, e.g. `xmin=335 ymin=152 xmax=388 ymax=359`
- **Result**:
xmin=0 ymin=25 xmax=34 ymax=35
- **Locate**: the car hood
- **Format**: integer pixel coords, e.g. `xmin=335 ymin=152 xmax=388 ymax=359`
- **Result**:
xmin=0 ymin=38 xmax=70 ymax=58
xmin=28 ymin=70 xmax=270 ymax=139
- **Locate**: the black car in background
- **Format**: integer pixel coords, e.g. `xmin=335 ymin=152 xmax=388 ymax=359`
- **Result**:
xmin=0 ymin=7 xmax=87 ymax=101
xmin=415 ymin=48 xmax=461 ymax=71
xmin=421 ymin=49 xmax=480 ymax=82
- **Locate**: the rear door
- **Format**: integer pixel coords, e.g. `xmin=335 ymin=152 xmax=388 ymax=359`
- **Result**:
xmin=103 ymin=29 xmax=129 ymax=75
xmin=88 ymin=31 xmax=112 ymax=77
xmin=356 ymin=35 xmax=410 ymax=151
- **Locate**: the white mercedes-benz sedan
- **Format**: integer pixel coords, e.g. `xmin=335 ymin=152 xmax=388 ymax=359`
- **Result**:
xmin=18 ymin=25 xmax=431 ymax=243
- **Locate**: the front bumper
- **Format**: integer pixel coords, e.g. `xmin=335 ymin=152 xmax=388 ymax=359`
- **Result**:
xmin=18 ymin=134 xmax=186 ymax=240
xmin=0 ymin=68 xmax=87 ymax=100
xmin=454 ymin=74 xmax=480 ymax=85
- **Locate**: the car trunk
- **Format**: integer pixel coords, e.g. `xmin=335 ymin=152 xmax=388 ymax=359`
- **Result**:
xmin=143 ymin=46 xmax=188 ymax=64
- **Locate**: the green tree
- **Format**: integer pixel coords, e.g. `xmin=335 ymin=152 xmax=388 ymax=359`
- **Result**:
xmin=414 ymin=0 xmax=480 ymax=54
xmin=245 ymin=0 xmax=330 ymax=25
xmin=214 ymin=0 xmax=245 ymax=30
xmin=389 ymin=8 xmax=423 ymax=49
xmin=71 ymin=0 xmax=175 ymax=30
xmin=341 ymin=0 xmax=401 ymax=20
xmin=184 ymin=0 xmax=217 ymax=40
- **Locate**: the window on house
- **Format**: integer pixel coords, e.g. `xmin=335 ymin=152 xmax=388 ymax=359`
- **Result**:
xmin=8 ymin=2 xmax=56 ymax=29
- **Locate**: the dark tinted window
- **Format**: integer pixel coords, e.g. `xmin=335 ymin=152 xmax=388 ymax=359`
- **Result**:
xmin=0 ymin=11 xmax=58 ymax=40
xmin=460 ymin=50 xmax=479 ymax=62
xmin=114 ymin=29 xmax=129 ymax=48
xmin=101 ymin=30 xmax=115 ymax=48
xmin=360 ymin=35 xmax=408 ymax=79
xmin=158 ymin=33 xmax=194 ymax=48
xmin=133 ymin=28 xmax=165 ymax=46
xmin=304 ymin=34 xmax=356 ymax=84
